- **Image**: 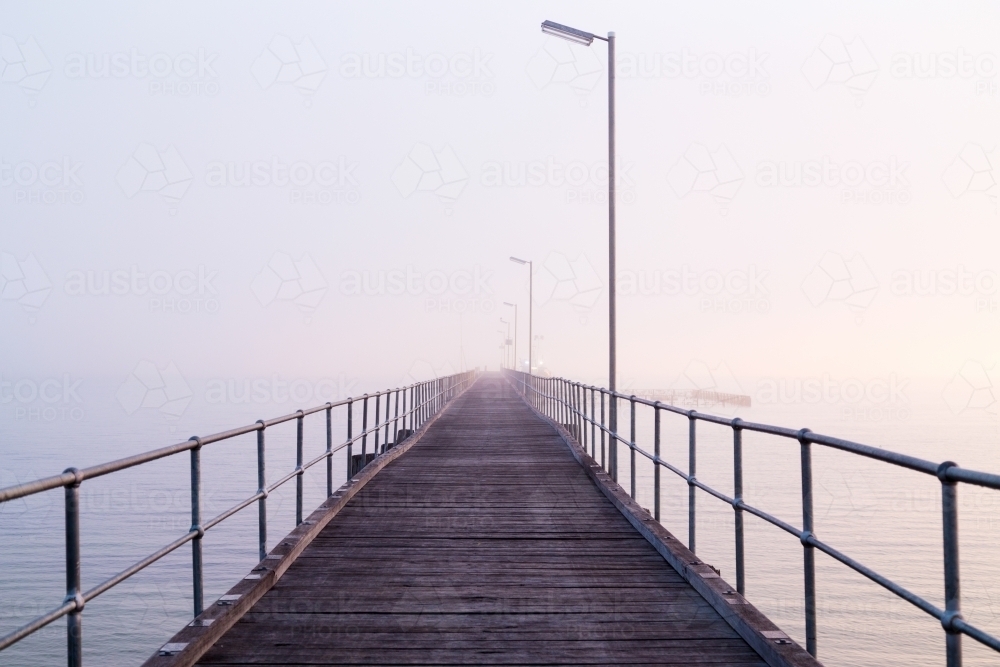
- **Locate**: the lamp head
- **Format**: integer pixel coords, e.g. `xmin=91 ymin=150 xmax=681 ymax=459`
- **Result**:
xmin=541 ymin=20 xmax=595 ymax=46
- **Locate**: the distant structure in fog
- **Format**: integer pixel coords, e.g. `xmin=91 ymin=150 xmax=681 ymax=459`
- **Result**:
xmin=633 ymin=387 xmax=752 ymax=408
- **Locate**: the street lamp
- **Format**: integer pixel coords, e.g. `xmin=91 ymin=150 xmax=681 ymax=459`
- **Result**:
xmin=503 ymin=301 xmax=517 ymax=370
xmin=496 ymin=330 xmax=506 ymax=370
xmin=500 ymin=318 xmax=511 ymax=369
xmin=509 ymin=257 xmax=533 ymax=376
xmin=541 ymin=19 xmax=617 ymax=479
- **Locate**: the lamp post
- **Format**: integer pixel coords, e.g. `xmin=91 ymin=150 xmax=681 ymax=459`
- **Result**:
xmin=509 ymin=257 xmax=533 ymax=376
xmin=540 ymin=20 xmax=617 ymax=478
xmin=496 ymin=330 xmax=506 ymax=370
xmin=503 ymin=302 xmax=517 ymax=371
xmin=500 ymin=318 xmax=511 ymax=369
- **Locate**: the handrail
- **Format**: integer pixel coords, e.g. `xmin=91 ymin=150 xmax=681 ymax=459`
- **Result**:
xmin=506 ymin=370 xmax=1000 ymax=666
xmin=0 ymin=369 xmax=479 ymax=665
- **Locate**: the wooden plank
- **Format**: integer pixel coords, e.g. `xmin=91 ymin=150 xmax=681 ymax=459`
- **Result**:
xmin=176 ymin=375 xmax=781 ymax=666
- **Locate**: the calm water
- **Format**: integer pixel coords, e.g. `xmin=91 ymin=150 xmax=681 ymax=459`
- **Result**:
xmin=2 ymin=377 xmax=999 ymax=666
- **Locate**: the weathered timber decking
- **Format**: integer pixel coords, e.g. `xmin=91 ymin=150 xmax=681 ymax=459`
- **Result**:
xmin=196 ymin=376 xmax=770 ymax=666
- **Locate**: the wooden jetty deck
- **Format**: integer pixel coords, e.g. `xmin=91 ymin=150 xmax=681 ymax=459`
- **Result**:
xmin=153 ymin=375 xmax=810 ymax=666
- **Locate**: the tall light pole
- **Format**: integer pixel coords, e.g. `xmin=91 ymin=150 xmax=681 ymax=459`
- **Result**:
xmin=509 ymin=257 xmax=532 ymax=376
xmin=500 ymin=318 xmax=511 ymax=369
xmin=496 ymin=330 xmax=506 ymax=370
xmin=503 ymin=301 xmax=517 ymax=370
xmin=540 ymin=20 xmax=617 ymax=478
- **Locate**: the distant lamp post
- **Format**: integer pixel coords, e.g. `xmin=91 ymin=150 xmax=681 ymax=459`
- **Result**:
xmin=496 ymin=330 xmax=506 ymax=370
xmin=503 ymin=301 xmax=517 ymax=370
xmin=500 ymin=318 xmax=511 ymax=368
xmin=541 ymin=19 xmax=618 ymax=477
xmin=509 ymin=257 xmax=533 ymax=375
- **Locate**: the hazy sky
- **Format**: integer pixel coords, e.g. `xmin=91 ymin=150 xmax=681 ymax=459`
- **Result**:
xmin=3 ymin=0 xmax=999 ymax=413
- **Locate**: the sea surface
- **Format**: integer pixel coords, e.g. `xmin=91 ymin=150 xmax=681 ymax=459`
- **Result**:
xmin=1 ymin=376 xmax=998 ymax=666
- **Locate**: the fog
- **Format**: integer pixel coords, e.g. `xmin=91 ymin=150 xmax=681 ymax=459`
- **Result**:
xmin=4 ymin=0 xmax=999 ymax=422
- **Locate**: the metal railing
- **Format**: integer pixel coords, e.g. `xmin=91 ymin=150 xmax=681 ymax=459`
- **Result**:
xmin=508 ymin=370 xmax=1000 ymax=666
xmin=0 ymin=370 xmax=478 ymax=666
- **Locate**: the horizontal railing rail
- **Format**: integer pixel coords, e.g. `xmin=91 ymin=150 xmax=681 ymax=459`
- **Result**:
xmin=0 ymin=370 xmax=479 ymax=666
xmin=506 ymin=370 xmax=999 ymax=667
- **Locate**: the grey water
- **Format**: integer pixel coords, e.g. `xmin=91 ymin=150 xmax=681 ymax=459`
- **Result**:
xmin=2 ymin=377 xmax=999 ymax=667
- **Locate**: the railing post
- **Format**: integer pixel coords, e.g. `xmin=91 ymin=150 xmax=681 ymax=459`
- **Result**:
xmin=939 ymin=461 xmax=963 ymax=667
xmin=609 ymin=389 xmax=618 ymax=480
xmin=654 ymin=404 xmax=661 ymax=523
xmin=580 ymin=385 xmax=587 ymax=451
xmin=688 ymin=413 xmax=696 ymax=554
xmin=566 ymin=381 xmax=572 ymax=431
xmin=590 ymin=388 xmax=596 ymax=459
xmin=361 ymin=395 xmax=369 ymax=459
xmin=557 ymin=379 xmax=563 ymax=424
xmin=187 ymin=437 xmax=204 ymax=617
xmin=325 ymin=405 xmax=332 ymax=497
xmin=384 ymin=390 xmax=391 ymax=446
xmin=556 ymin=379 xmax=560 ymax=421
xmin=346 ymin=399 xmax=353 ymax=480
xmin=570 ymin=382 xmax=576 ymax=434
xmin=393 ymin=389 xmax=400 ymax=446
xmin=629 ymin=395 xmax=637 ymax=500
xmin=404 ymin=387 xmax=409 ymax=431
xmin=610 ymin=392 xmax=618 ymax=483
xmin=799 ymin=428 xmax=817 ymax=657
xmin=569 ymin=382 xmax=575 ymax=432
xmin=63 ymin=468 xmax=83 ymax=667
xmin=573 ymin=383 xmax=577 ymax=436
xmin=733 ymin=419 xmax=745 ymax=596
xmin=553 ymin=379 xmax=557 ymax=419
xmin=256 ymin=423 xmax=267 ymax=561
xmin=600 ymin=390 xmax=606 ymax=471
xmin=566 ymin=380 xmax=582 ymax=442
xmin=373 ymin=393 xmax=381 ymax=455
xmin=295 ymin=411 xmax=304 ymax=526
